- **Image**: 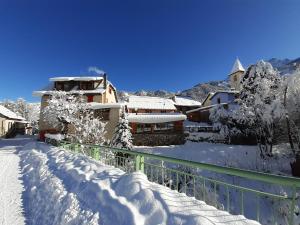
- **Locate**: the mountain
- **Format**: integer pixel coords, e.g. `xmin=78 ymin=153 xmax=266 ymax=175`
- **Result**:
xmin=118 ymin=57 xmax=300 ymax=103
xmin=267 ymin=57 xmax=300 ymax=75
xmin=117 ymin=89 xmax=175 ymax=102
xmin=179 ymin=81 xmax=230 ymax=102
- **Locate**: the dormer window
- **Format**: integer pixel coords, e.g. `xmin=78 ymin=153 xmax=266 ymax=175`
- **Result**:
xmin=80 ymin=81 xmax=93 ymax=90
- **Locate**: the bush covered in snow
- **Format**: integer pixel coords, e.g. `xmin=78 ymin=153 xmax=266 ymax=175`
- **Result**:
xmin=42 ymin=91 xmax=106 ymax=145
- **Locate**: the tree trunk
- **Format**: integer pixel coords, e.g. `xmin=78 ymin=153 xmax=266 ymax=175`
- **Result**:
xmin=283 ymin=85 xmax=295 ymax=154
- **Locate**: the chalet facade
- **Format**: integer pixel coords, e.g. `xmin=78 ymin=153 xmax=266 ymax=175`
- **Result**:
xmin=126 ymin=96 xmax=186 ymax=146
xmin=0 ymin=105 xmax=28 ymax=138
xmin=34 ymin=75 xmax=122 ymax=141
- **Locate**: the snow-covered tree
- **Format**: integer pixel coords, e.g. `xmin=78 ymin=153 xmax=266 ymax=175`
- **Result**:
xmin=282 ymin=71 xmax=300 ymax=157
xmin=42 ymin=91 xmax=106 ymax=145
xmin=210 ymin=104 xmax=241 ymax=143
xmin=110 ymin=108 xmax=133 ymax=150
xmin=1 ymin=98 xmax=40 ymax=132
xmin=238 ymin=61 xmax=284 ymax=158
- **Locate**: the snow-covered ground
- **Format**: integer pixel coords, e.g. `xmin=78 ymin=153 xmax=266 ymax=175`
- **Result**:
xmin=0 ymin=138 xmax=33 ymax=225
xmin=134 ymin=141 xmax=293 ymax=175
xmin=0 ymin=138 xmax=260 ymax=225
xmin=134 ymin=141 xmax=299 ymax=224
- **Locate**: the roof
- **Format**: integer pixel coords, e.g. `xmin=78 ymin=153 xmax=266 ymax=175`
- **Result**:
xmin=127 ymin=96 xmax=176 ymax=110
xmin=186 ymin=103 xmax=228 ymax=114
xmin=0 ymin=105 xmax=25 ymax=120
xmin=50 ymin=77 xmax=103 ymax=82
xmin=127 ymin=113 xmax=186 ymax=124
xmin=88 ymin=102 xmax=124 ymax=109
xmin=33 ymin=75 xmax=117 ymax=97
xmin=202 ymin=92 xmax=214 ymax=105
xmin=209 ymin=90 xmax=239 ymax=100
xmin=173 ymin=96 xmax=202 ymax=107
xmin=230 ymin=58 xmax=245 ymax=74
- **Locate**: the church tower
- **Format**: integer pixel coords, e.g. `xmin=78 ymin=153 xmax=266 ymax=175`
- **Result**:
xmin=229 ymin=58 xmax=245 ymax=91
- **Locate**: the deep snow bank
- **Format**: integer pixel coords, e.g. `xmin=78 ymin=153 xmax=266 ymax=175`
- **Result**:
xmin=19 ymin=142 xmax=259 ymax=225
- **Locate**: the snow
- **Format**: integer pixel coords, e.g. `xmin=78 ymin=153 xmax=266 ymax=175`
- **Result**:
xmin=0 ymin=137 xmax=259 ymax=225
xmin=173 ymin=96 xmax=202 ymax=107
xmin=88 ymin=102 xmax=123 ymax=109
xmin=230 ymin=58 xmax=245 ymax=74
xmin=127 ymin=95 xmax=176 ymax=110
xmin=134 ymin=141 xmax=293 ymax=174
xmin=18 ymin=141 xmax=258 ymax=225
xmin=0 ymin=105 xmax=25 ymax=120
xmin=128 ymin=113 xmax=187 ymax=123
xmin=50 ymin=76 xmax=103 ymax=82
xmin=0 ymin=138 xmax=33 ymax=225
xmin=45 ymin=133 xmax=65 ymax=141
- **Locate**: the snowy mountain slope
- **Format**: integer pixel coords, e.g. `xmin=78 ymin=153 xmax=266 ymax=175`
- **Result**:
xmin=179 ymin=80 xmax=230 ymax=102
xmin=18 ymin=141 xmax=259 ymax=225
xmin=267 ymin=57 xmax=300 ymax=75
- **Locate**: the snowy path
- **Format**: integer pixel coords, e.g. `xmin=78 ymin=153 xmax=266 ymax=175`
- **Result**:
xmin=0 ymin=139 xmax=29 ymax=225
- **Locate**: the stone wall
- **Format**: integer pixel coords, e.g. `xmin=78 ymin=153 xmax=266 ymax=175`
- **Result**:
xmin=132 ymin=133 xmax=186 ymax=146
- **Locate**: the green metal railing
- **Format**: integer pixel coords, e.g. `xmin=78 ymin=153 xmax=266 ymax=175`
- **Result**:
xmin=48 ymin=139 xmax=300 ymax=225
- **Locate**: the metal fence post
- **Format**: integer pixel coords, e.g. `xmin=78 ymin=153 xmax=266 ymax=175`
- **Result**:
xmin=135 ymin=154 xmax=144 ymax=173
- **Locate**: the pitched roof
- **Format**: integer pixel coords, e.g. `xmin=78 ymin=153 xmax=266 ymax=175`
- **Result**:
xmin=0 ymin=105 xmax=25 ymax=120
xmin=127 ymin=113 xmax=186 ymax=123
xmin=127 ymin=96 xmax=176 ymax=110
xmin=172 ymin=96 xmax=202 ymax=107
xmin=230 ymin=58 xmax=245 ymax=74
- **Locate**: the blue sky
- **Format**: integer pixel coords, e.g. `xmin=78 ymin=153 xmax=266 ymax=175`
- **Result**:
xmin=0 ymin=0 xmax=299 ymax=102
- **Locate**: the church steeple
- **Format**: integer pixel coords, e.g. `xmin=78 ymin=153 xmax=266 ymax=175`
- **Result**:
xmin=230 ymin=58 xmax=245 ymax=75
xmin=229 ymin=58 xmax=245 ymax=91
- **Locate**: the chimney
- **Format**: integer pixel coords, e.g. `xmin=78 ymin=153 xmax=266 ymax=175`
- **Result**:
xmin=103 ymin=73 xmax=107 ymax=89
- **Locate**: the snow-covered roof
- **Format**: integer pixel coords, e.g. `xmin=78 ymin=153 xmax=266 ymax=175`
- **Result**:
xmin=128 ymin=113 xmax=186 ymax=124
xmin=0 ymin=105 xmax=25 ymax=120
xmin=88 ymin=102 xmax=123 ymax=109
xmin=127 ymin=96 xmax=176 ymax=110
xmin=50 ymin=77 xmax=103 ymax=82
xmin=33 ymin=76 xmax=117 ymax=97
xmin=230 ymin=58 xmax=245 ymax=74
xmin=209 ymin=90 xmax=239 ymax=100
xmin=173 ymin=96 xmax=202 ymax=107
xmin=186 ymin=103 xmax=228 ymax=114
xmin=32 ymin=89 xmax=106 ymax=97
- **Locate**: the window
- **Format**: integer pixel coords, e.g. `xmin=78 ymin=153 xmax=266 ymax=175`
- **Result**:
xmin=109 ymin=86 xmax=112 ymax=94
xmin=87 ymin=95 xmax=93 ymax=102
xmin=217 ymin=98 xmax=221 ymax=104
xmin=233 ymin=75 xmax=238 ymax=82
xmin=145 ymin=109 xmax=152 ymax=113
xmin=80 ymin=82 xmax=93 ymax=90
xmin=154 ymin=123 xmax=174 ymax=132
xmin=56 ymin=82 xmax=64 ymax=91
xmin=94 ymin=109 xmax=110 ymax=120
xmin=161 ymin=110 xmax=167 ymax=113
xmin=136 ymin=124 xmax=152 ymax=133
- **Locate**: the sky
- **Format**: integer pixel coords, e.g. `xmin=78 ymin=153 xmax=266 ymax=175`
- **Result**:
xmin=0 ymin=0 xmax=300 ymax=102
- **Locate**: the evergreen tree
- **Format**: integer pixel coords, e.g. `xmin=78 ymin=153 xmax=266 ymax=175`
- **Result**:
xmin=110 ymin=109 xmax=133 ymax=150
xmin=238 ymin=61 xmax=283 ymax=158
